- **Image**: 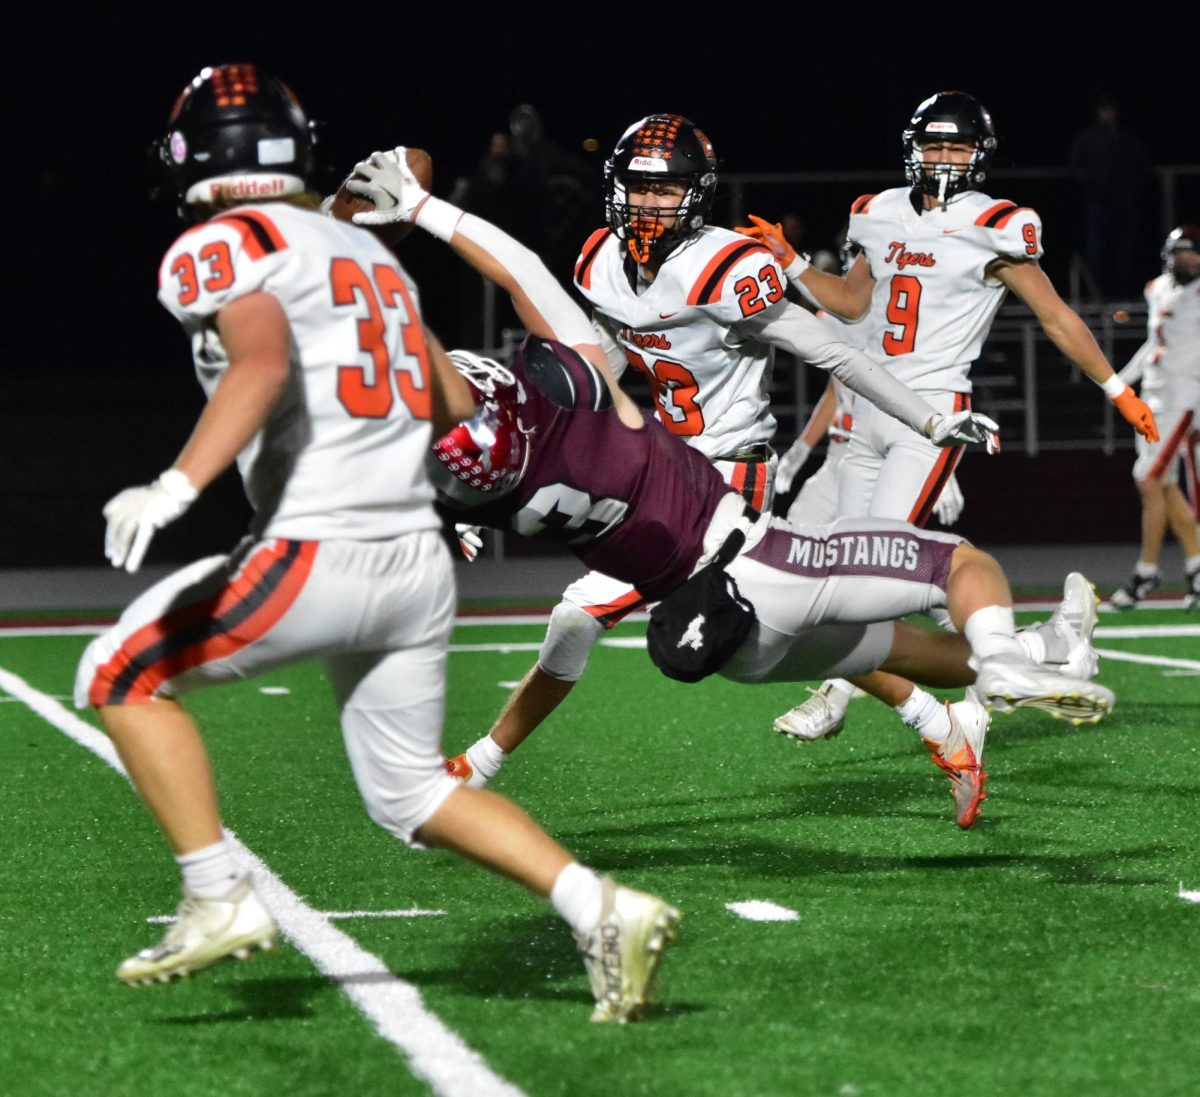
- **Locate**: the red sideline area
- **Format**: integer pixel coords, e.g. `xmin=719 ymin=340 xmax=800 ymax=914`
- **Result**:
xmin=1 ymin=544 xmax=1191 ymax=630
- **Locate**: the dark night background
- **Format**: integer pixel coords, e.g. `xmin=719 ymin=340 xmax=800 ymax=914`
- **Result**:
xmin=4 ymin=7 xmax=1199 ymax=569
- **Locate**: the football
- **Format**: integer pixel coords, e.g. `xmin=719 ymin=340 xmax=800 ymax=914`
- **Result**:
xmin=328 ymin=147 xmax=433 ymax=245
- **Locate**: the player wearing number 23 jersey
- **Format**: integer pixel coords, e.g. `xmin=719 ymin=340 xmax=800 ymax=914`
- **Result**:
xmin=575 ymin=222 xmax=785 ymax=469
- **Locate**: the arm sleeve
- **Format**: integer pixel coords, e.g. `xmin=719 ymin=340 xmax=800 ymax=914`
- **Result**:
xmin=741 ymin=301 xmax=937 ymax=434
xmin=591 ymin=313 xmax=629 ymax=381
xmin=451 ymin=211 xmax=597 ymax=347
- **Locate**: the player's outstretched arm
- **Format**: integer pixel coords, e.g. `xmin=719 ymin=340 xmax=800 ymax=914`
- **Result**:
xmin=994 ymin=260 xmax=1159 ymax=441
xmin=735 ymin=214 xmax=872 ymax=319
xmin=348 ymin=147 xmax=639 ymax=424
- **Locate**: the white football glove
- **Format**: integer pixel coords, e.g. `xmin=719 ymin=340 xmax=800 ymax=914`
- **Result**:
xmin=455 ymin=524 xmax=484 ymax=563
xmin=927 ymin=410 xmax=1000 ymax=454
xmin=346 ymin=148 xmax=428 ymax=227
xmin=103 ymin=469 xmax=198 ymax=574
xmin=775 ymin=438 xmax=813 ymax=496
xmin=933 ymin=472 xmax=965 ymax=525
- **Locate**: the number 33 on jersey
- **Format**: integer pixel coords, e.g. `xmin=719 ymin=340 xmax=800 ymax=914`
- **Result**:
xmin=158 ymin=202 xmax=437 ymax=541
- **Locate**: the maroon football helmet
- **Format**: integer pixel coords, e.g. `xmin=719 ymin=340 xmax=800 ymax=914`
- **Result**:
xmin=428 ymin=351 xmax=529 ymax=507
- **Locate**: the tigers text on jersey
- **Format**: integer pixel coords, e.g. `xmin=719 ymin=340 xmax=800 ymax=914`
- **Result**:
xmin=849 ymin=187 xmax=1044 ymax=391
xmin=1140 ymin=272 xmax=1200 ymax=408
xmin=158 ymin=203 xmax=438 ymax=541
xmin=574 ymin=226 xmax=785 ymax=460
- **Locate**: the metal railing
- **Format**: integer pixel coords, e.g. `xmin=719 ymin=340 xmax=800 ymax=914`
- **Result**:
xmin=471 ymin=163 xmax=1200 ymax=459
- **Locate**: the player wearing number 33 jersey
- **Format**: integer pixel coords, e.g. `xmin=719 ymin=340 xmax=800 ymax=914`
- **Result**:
xmin=159 ymin=201 xmax=438 ymax=541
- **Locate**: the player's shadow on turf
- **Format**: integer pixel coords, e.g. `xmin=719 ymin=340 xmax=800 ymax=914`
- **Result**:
xmin=155 ymin=975 xmax=330 ymax=1023
xmin=407 ymin=913 xmax=703 ymax=1017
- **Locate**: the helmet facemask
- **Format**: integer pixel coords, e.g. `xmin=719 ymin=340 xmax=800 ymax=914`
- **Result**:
xmin=607 ymin=172 xmax=712 ymax=265
xmin=603 ymin=113 xmax=718 ymax=266
xmin=427 ymin=352 xmax=530 ymax=508
xmin=902 ymin=92 xmax=997 ymax=209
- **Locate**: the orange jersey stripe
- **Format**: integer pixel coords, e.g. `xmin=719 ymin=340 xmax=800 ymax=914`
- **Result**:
xmin=575 ymin=228 xmax=610 ymax=290
xmin=992 ymin=206 xmax=1033 ymax=229
xmin=974 ymin=201 xmax=1017 ymax=228
xmin=581 ymin=588 xmax=647 ymax=629
xmin=212 ymin=208 xmax=288 ymax=260
xmin=908 ymin=393 xmax=968 ymax=527
xmin=89 ymin=540 xmax=317 ymax=706
xmin=687 ymin=240 xmax=769 ymax=307
xmin=1144 ymin=410 xmax=1195 ymax=483
xmin=850 ymin=194 xmax=877 ymax=215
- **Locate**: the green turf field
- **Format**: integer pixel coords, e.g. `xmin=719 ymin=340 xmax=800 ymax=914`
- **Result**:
xmin=1 ymin=608 xmax=1198 ymax=1097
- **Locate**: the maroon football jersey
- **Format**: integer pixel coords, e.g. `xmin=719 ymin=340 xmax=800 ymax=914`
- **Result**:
xmin=462 ymin=341 xmax=732 ymax=600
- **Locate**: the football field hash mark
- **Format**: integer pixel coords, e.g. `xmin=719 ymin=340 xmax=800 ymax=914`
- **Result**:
xmin=726 ymin=900 xmax=800 ymax=922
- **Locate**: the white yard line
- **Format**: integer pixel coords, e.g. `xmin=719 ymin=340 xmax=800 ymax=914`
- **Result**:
xmin=148 ymin=908 xmax=447 ymax=925
xmin=726 ymin=900 xmax=799 ymax=922
xmin=0 ymin=665 xmax=527 ymax=1097
xmin=1095 ymin=648 xmax=1200 ymax=673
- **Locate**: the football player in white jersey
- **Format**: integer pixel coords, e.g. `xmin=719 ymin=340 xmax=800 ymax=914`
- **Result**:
xmin=742 ymin=91 xmax=1155 ymax=824
xmin=1109 ymin=225 xmax=1200 ymax=610
xmin=444 ymin=113 xmax=1000 ymax=790
xmin=74 ymin=65 xmax=680 ymax=1023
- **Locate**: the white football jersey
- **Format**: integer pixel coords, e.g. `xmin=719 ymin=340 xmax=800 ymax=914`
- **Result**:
xmin=1139 ymin=272 xmax=1200 ymax=410
xmin=848 ymin=186 xmax=1045 ymax=391
xmin=574 ymin=225 xmax=786 ymax=460
xmin=158 ymin=203 xmax=439 ymax=542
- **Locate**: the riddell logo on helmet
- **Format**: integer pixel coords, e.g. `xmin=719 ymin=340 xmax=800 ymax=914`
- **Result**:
xmin=629 ymin=156 xmax=668 ymax=172
xmin=207 ymin=178 xmax=288 ymax=199
xmin=925 ymin=121 xmax=959 ymax=134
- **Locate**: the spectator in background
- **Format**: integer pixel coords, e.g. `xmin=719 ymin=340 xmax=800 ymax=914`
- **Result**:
xmin=1068 ymin=94 xmax=1150 ymax=299
xmin=451 ymin=105 xmax=596 ymax=345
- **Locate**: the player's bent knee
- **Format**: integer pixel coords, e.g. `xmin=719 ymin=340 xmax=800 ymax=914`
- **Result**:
xmin=359 ymin=767 xmax=460 ymax=849
xmin=537 ymin=600 xmax=604 ymax=682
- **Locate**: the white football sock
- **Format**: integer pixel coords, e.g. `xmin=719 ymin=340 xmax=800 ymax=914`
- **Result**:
xmin=963 ymin=605 xmax=1024 ymax=661
xmin=177 ymin=840 xmax=240 ymax=899
xmin=1185 ymin=553 xmax=1200 ymax=573
xmin=1134 ymin=560 xmax=1159 ymax=578
xmin=465 ymin=735 xmax=509 ymax=781
xmin=550 ymin=862 xmax=605 ymax=937
xmin=895 ymin=687 xmax=951 ymax=742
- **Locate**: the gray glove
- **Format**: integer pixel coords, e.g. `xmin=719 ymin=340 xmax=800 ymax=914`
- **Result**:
xmin=927 ymin=410 xmax=1000 ymax=454
xmin=775 ymin=439 xmax=813 ymax=496
xmin=345 ymin=148 xmax=427 ymax=227
xmin=933 ymin=472 xmax=965 ymax=525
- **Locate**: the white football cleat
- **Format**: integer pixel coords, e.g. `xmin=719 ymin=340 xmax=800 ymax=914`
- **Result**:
xmin=773 ymin=680 xmax=852 ymax=742
xmin=578 ymin=878 xmax=679 ymax=1023
xmin=1050 ymin=572 xmax=1101 ymax=679
xmin=974 ymin=655 xmax=1114 ymax=726
xmin=117 ymin=875 xmax=277 ymax=986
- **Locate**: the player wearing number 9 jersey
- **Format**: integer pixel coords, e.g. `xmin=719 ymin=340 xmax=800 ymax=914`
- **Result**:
xmin=747 ymin=90 xmax=1156 ymax=765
